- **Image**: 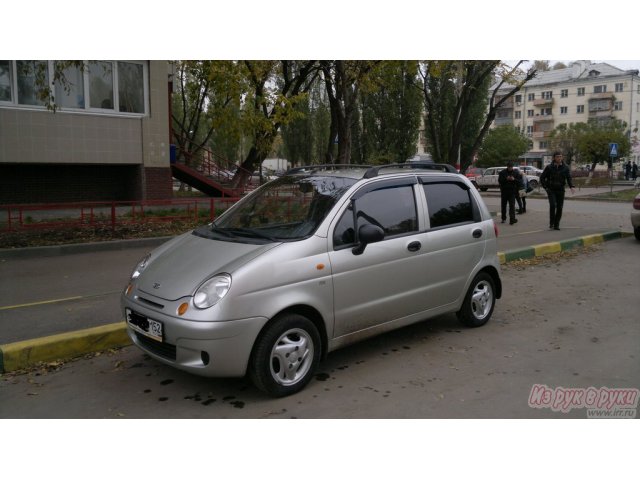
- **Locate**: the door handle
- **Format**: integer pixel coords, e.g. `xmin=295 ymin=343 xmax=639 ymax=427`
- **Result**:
xmin=407 ymin=241 xmax=421 ymax=252
xmin=472 ymin=229 xmax=483 ymax=238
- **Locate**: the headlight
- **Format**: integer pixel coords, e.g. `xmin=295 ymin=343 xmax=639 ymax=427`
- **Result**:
xmin=131 ymin=253 xmax=151 ymax=280
xmin=193 ymin=274 xmax=232 ymax=309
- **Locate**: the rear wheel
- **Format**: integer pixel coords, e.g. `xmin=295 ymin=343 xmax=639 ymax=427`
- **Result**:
xmin=529 ymin=179 xmax=539 ymax=189
xmin=249 ymin=313 xmax=321 ymax=397
xmin=457 ymin=272 xmax=496 ymax=328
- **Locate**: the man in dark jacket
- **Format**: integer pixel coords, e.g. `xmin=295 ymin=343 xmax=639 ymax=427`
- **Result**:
xmin=540 ymin=151 xmax=575 ymax=230
xmin=498 ymin=162 xmax=521 ymax=225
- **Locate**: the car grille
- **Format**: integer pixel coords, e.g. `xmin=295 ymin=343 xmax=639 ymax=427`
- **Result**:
xmin=134 ymin=332 xmax=177 ymax=361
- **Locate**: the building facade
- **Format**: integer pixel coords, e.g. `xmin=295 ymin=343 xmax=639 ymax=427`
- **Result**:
xmin=0 ymin=60 xmax=172 ymax=204
xmin=494 ymin=61 xmax=640 ymax=167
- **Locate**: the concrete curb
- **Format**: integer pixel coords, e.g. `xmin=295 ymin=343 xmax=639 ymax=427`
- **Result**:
xmin=0 ymin=236 xmax=173 ymax=260
xmin=0 ymin=322 xmax=130 ymax=373
xmin=0 ymin=230 xmax=630 ymax=374
xmin=497 ymin=230 xmax=630 ymax=264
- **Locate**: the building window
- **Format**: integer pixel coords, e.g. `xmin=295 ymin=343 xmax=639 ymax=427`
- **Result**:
xmin=614 ymin=101 xmax=623 ymax=111
xmin=0 ymin=60 xmax=148 ymax=115
xmin=526 ymin=125 xmax=533 ymax=135
xmin=594 ymin=85 xmax=607 ymax=93
xmin=560 ymin=89 xmax=568 ymax=98
xmin=577 ymin=105 xmax=584 ymax=113
xmin=560 ymin=106 xmax=568 ymax=114
xmin=515 ymin=94 xmax=522 ymax=104
xmin=541 ymin=108 xmax=552 ymax=116
xmin=528 ymin=93 xmax=535 ymax=101
xmin=514 ymin=111 xmax=522 ymax=119
xmin=615 ymin=83 xmax=624 ymax=92
xmin=0 ymin=60 xmax=11 ymax=102
xmin=117 ymin=62 xmax=144 ymax=113
xmin=527 ymin=109 xmax=534 ymax=117
xmin=17 ymin=60 xmax=49 ymax=106
xmin=54 ymin=61 xmax=84 ymax=109
xmin=542 ymin=91 xmax=553 ymax=99
xmin=539 ymin=141 xmax=548 ymax=149
xmin=577 ymin=87 xmax=585 ymax=96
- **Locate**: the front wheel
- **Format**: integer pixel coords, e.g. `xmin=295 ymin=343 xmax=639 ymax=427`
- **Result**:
xmin=529 ymin=179 xmax=539 ymax=189
xmin=249 ymin=313 xmax=321 ymax=397
xmin=457 ymin=272 xmax=496 ymax=328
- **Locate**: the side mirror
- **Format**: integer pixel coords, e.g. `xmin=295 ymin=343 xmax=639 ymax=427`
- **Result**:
xmin=352 ymin=224 xmax=385 ymax=255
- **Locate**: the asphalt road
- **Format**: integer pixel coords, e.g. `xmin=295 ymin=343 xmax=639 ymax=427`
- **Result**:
xmin=0 ymin=196 xmax=634 ymax=344
xmin=1 ymin=235 xmax=638 ymax=418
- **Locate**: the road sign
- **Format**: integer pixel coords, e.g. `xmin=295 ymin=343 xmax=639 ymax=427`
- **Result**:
xmin=609 ymin=143 xmax=619 ymax=157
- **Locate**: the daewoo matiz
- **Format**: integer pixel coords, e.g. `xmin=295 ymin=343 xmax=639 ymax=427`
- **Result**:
xmin=122 ymin=163 xmax=502 ymax=396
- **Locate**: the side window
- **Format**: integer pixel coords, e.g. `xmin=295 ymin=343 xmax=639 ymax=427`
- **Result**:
xmin=423 ymin=183 xmax=475 ymax=228
xmin=333 ymin=184 xmax=417 ymax=248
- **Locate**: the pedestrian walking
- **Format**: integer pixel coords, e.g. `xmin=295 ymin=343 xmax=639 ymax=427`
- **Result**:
xmin=498 ymin=162 xmax=521 ymax=225
xmin=632 ymin=161 xmax=638 ymax=181
xmin=540 ymin=151 xmax=575 ymax=230
xmin=624 ymin=161 xmax=631 ymax=180
xmin=518 ymin=168 xmax=529 ymax=214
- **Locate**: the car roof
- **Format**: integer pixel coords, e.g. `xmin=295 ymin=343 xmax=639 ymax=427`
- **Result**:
xmin=286 ymin=162 xmax=459 ymax=180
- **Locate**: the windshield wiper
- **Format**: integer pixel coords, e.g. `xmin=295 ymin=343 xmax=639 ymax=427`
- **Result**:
xmin=216 ymin=227 xmax=279 ymax=242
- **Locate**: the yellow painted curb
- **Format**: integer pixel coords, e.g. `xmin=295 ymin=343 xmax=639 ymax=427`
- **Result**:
xmin=497 ymin=252 xmax=506 ymax=265
xmin=0 ymin=322 xmax=130 ymax=373
xmin=581 ymin=234 xmax=605 ymax=247
xmin=534 ymin=242 xmax=562 ymax=257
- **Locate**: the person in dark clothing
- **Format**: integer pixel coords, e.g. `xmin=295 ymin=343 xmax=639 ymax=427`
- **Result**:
xmin=540 ymin=151 xmax=575 ymax=230
xmin=498 ymin=162 xmax=521 ymax=225
xmin=517 ymin=168 xmax=529 ymax=214
xmin=632 ymin=162 xmax=638 ymax=181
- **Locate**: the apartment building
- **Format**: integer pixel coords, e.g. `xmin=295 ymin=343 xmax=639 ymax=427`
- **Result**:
xmin=494 ymin=61 xmax=640 ymax=167
xmin=0 ymin=60 xmax=172 ymax=204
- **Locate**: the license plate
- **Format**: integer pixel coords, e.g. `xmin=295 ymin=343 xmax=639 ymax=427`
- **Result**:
xmin=126 ymin=308 xmax=163 ymax=342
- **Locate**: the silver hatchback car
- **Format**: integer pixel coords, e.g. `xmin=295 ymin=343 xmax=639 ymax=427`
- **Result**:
xmin=122 ymin=163 xmax=502 ymax=396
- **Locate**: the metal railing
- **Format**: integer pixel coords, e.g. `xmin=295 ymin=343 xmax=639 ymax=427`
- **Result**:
xmin=0 ymin=197 xmax=241 ymax=232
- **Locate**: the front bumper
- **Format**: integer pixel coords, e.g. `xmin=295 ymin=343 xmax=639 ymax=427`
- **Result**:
xmin=121 ymin=294 xmax=268 ymax=378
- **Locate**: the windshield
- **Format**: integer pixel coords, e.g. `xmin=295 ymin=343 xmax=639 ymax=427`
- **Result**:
xmin=203 ymin=175 xmax=357 ymax=242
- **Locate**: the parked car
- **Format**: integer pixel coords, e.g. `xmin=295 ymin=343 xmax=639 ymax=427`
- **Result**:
xmin=122 ymin=163 xmax=502 ymax=396
xmin=474 ymin=166 xmax=539 ymax=191
xmin=518 ymin=165 xmax=543 ymax=176
xmin=632 ymin=192 xmax=640 ymax=240
xmin=464 ymin=167 xmax=485 ymax=181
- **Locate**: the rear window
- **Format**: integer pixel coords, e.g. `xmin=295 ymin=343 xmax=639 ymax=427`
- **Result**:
xmin=422 ymin=182 xmax=474 ymax=228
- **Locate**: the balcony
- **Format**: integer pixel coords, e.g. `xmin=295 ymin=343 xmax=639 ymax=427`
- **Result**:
xmin=590 ymin=91 xmax=614 ymax=100
xmin=532 ymin=131 xmax=553 ymax=139
xmin=533 ymin=115 xmax=554 ymax=125
xmin=533 ymin=98 xmax=554 ymax=107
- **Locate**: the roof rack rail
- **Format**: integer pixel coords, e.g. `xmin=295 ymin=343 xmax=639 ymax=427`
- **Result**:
xmin=363 ymin=162 xmax=458 ymax=178
xmin=286 ymin=164 xmax=371 ymax=174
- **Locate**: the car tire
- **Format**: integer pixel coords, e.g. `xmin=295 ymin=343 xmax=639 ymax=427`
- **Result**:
xmin=529 ymin=179 xmax=539 ymax=189
xmin=457 ymin=272 xmax=496 ymax=328
xmin=635 ymin=226 xmax=640 ymax=241
xmin=249 ymin=313 xmax=321 ymax=397
xmin=480 ymin=187 xmax=488 ymax=192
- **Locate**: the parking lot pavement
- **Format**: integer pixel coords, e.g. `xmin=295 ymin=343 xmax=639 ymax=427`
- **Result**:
xmin=1 ymin=236 xmax=638 ymax=418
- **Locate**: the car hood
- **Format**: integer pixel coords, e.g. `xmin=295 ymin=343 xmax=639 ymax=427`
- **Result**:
xmin=136 ymin=231 xmax=280 ymax=301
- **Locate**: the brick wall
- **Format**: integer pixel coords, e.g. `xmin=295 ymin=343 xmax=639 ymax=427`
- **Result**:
xmin=143 ymin=167 xmax=173 ymax=200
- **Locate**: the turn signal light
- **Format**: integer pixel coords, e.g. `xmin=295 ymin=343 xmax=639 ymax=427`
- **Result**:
xmin=177 ymin=302 xmax=189 ymax=316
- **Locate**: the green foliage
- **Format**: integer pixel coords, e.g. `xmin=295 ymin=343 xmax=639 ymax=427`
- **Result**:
xmin=550 ymin=119 xmax=630 ymax=167
xmin=360 ymin=61 xmax=422 ymax=163
xmin=575 ymin=119 xmax=630 ymax=168
xmin=478 ymin=126 xmax=530 ymax=167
